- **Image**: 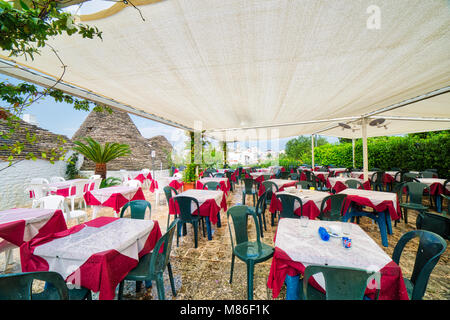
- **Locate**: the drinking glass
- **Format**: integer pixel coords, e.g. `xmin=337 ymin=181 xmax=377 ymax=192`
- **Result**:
xmin=300 ymin=216 xmax=309 ymax=228
xmin=342 ymin=222 xmax=352 ymax=235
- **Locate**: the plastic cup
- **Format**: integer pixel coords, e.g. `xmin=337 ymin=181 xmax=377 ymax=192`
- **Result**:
xmin=300 ymin=216 xmax=309 ymax=227
xmin=342 ymin=222 xmax=352 ymax=235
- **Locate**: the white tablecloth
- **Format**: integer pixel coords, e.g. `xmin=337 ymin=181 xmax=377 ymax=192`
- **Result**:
xmin=173 ymin=189 xmax=223 ymax=214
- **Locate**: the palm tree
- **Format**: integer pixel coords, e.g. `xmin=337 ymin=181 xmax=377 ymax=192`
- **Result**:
xmin=72 ymin=137 xmax=131 ymax=179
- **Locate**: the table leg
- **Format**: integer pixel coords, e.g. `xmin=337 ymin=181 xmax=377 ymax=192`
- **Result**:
xmin=285 ymin=275 xmax=301 ymax=300
xmin=92 ymin=206 xmax=100 ymax=219
xmin=385 ymin=209 xmax=393 ymax=235
xmin=217 ymin=210 xmax=222 ymax=228
xmin=206 ymin=217 xmax=213 ymax=240
xmin=436 ymin=194 xmax=442 ymax=213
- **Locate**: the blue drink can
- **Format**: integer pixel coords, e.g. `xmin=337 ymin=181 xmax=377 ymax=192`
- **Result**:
xmin=342 ymin=237 xmax=352 ymax=248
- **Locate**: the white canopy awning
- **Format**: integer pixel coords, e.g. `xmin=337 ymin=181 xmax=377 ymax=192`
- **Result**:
xmin=1 ymin=0 xmax=449 ymax=141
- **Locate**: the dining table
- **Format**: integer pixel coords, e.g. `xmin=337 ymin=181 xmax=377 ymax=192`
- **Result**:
xmin=0 ymin=208 xmax=67 ymax=270
xmin=20 ymin=216 xmax=162 ymax=300
xmin=417 ymin=178 xmax=449 ymax=212
xmin=83 ymin=185 xmax=146 ymax=219
xmin=149 ymin=176 xmax=184 ymax=193
xmin=127 ymin=171 xmax=152 ymax=184
xmin=338 ymin=188 xmax=400 ymax=247
xmin=268 ymin=189 xmax=332 ymax=220
xmin=196 ymin=177 xmax=231 ymax=195
xmin=267 ymin=218 xmax=409 ymax=300
xmin=169 ymin=189 xmax=227 ymax=240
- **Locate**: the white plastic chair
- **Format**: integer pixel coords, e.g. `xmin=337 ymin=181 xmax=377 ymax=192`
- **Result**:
xmin=30 ymin=178 xmax=50 ymax=185
xmin=154 ymin=177 xmax=170 ymax=207
xmin=25 ymin=182 xmax=56 ymax=207
xmin=50 ymin=176 xmax=65 ymax=183
xmin=89 ymin=174 xmax=101 ymax=180
xmin=124 ymin=179 xmax=142 ymax=188
xmin=32 ymin=195 xmax=66 ymax=211
xmin=66 ymin=180 xmax=88 ymax=224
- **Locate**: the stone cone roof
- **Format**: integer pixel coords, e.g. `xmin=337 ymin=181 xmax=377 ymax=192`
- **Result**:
xmin=72 ymin=109 xmax=173 ymax=171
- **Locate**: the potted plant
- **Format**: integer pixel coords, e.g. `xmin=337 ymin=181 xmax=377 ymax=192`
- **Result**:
xmin=72 ymin=137 xmax=131 ymax=180
xmin=182 ymin=163 xmax=198 ymax=190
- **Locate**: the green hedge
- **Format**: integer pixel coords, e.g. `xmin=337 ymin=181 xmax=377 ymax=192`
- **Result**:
xmin=313 ymin=133 xmax=449 ymax=177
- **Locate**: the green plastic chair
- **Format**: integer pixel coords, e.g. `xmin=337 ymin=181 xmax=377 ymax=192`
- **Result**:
xmin=225 ymin=171 xmax=234 ymax=192
xmin=416 ymin=211 xmax=449 ymax=240
xmin=246 ymin=193 xmax=268 ymax=237
xmin=402 ymin=172 xmax=420 ymax=183
xmin=119 ymin=200 xmax=151 ymax=220
xmin=227 ymin=205 xmax=274 ymax=300
xmin=392 ymin=230 xmax=447 ymax=300
xmin=262 ymin=181 xmax=279 ymax=226
xmin=301 ymin=265 xmax=379 ymax=300
xmin=399 ymin=182 xmax=430 ymax=224
xmin=371 ymin=171 xmax=385 ymax=191
xmin=163 ymin=186 xmax=178 ymax=230
xmin=118 ymin=219 xmax=178 ymax=300
xmin=213 ymin=173 xmax=225 ymax=178
xmin=344 ymin=179 xmax=364 ymax=189
xmin=289 ymin=173 xmax=299 ymax=180
xmin=312 ymin=175 xmax=328 ymax=191
xmin=296 ymin=181 xmax=313 ymax=190
xmin=303 ymin=170 xmax=315 ymax=183
xmin=420 ymin=171 xmax=434 ymax=178
xmin=203 ymin=181 xmax=220 ymax=191
xmin=0 ymin=271 xmax=91 ymax=300
xmin=242 ymin=178 xmax=257 ymax=207
xmin=318 ymin=194 xmax=347 ymax=221
xmin=173 ymin=196 xmax=205 ymax=248
xmin=276 ymin=193 xmax=303 ymax=219
xmin=280 ymin=171 xmax=290 ymax=179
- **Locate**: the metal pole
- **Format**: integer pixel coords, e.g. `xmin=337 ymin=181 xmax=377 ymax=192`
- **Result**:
xmin=352 ymin=138 xmax=355 ymax=168
xmin=362 ymin=119 xmax=369 ymax=181
xmin=311 ymin=134 xmax=315 ymax=169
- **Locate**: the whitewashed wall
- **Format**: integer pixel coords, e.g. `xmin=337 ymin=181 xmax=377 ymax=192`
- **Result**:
xmin=0 ymin=151 xmax=170 ymax=211
xmin=0 ymin=159 xmax=69 ymax=211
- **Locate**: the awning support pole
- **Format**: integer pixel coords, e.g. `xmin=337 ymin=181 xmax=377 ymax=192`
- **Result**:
xmin=362 ymin=119 xmax=369 ymax=181
xmin=311 ymin=134 xmax=315 ymax=168
xmin=352 ymin=138 xmax=355 ymax=168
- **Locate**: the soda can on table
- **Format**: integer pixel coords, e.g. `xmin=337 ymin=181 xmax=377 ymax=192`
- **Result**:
xmin=342 ymin=237 xmax=352 ymax=249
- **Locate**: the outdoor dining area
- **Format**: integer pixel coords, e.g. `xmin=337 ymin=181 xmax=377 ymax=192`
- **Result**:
xmin=0 ymin=0 xmax=449 ymax=304
xmin=0 ymin=162 xmax=448 ymax=301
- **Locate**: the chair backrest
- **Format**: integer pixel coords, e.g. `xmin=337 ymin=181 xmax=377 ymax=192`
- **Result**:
xmin=203 ymin=181 xmax=220 ymax=190
xmin=344 ymin=179 xmax=363 ymax=189
xmin=26 ymin=183 xmax=49 ymax=199
xmin=276 ymin=193 xmax=302 ymax=219
xmin=50 ymin=176 xmax=65 ymax=183
xmin=33 ymin=195 xmax=66 ymax=211
xmin=319 ymin=194 xmax=347 ymax=221
xmin=226 ymin=205 xmax=261 ymax=249
xmin=69 ymin=180 xmax=87 ymax=198
xmin=303 ymin=170 xmax=315 ymax=182
xmin=0 ymin=271 xmax=69 ymax=300
xmin=124 ymin=179 xmax=142 ymax=188
xmin=148 ymin=219 xmax=178 ymax=276
xmin=296 ymin=181 xmax=313 ymax=190
xmin=303 ymin=265 xmax=378 ymax=300
xmin=119 ymin=200 xmax=151 ymax=220
xmin=202 ymin=171 xmax=213 ymax=178
xmin=392 ymin=230 xmax=447 ymax=300
xmin=371 ymin=171 xmax=385 ymax=184
xmin=280 ymin=171 xmax=290 ymax=179
xmin=420 ymin=171 xmax=434 ymax=178
xmin=402 ymin=172 xmax=419 ymax=182
xmin=243 ymin=178 xmax=256 ymax=193
xmin=416 ymin=211 xmax=450 ymax=240
xmin=404 ymin=182 xmax=429 ymax=204
xmin=289 ymin=173 xmax=299 ymax=180
xmin=163 ymin=186 xmax=178 ymax=204
xmin=155 ymin=177 xmax=170 ymax=190
xmin=173 ymin=196 xmax=200 ymax=222
xmin=213 ymin=173 xmax=225 ymax=178
xmin=30 ymin=178 xmax=50 ymax=185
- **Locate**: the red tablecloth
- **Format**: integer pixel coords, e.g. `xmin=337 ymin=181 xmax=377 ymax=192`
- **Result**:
xmin=300 ymin=172 xmax=328 ymax=183
xmin=84 ymin=186 xmax=146 ymax=213
xmin=258 ymin=181 xmax=296 ymax=197
xmin=268 ymin=192 xmax=331 ymax=219
xmin=20 ymin=217 xmax=162 ymax=300
xmin=340 ymin=192 xmax=401 ymax=221
xmin=129 ymin=172 xmax=152 ymax=184
xmin=0 ymin=208 xmax=67 ymax=247
xmin=267 ymin=246 xmax=409 ymax=300
xmin=196 ymin=179 xmax=230 ymax=196
xmin=168 ymin=192 xmax=227 ymax=225
xmin=149 ymin=179 xmax=184 ymax=193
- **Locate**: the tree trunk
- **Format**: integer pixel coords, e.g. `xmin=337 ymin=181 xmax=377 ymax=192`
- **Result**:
xmin=95 ymin=163 xmax=107 ymax=180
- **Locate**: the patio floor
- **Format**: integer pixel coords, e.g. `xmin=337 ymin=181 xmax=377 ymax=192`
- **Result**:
xmin=2 ymin=182 xmax=449 ymax=300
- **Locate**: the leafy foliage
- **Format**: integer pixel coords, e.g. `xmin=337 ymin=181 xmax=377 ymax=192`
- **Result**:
xmin=65 ymin=152 xmax=79 ymax=179
xmin=100 ymin=177 xmax=122 ymax=189
xmin=0 ymin=0 xmax=107 ymax=165
xmin=182 ymin=163 xmax=199 ymax=183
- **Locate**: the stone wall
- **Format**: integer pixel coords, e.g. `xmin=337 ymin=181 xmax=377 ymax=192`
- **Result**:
xmin=72 ymin=109 xmax=173 ymax=171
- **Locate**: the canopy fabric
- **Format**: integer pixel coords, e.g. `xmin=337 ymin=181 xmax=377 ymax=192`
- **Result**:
xmin=1 ymin=0 xmax=449 ymax=141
